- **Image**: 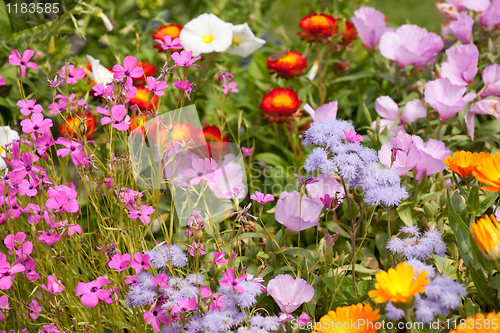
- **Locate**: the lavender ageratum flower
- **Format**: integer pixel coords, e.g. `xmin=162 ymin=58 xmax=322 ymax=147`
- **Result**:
xmin=386 ymin=237 xmax=406 ymax=254
xmin=449 ymin=12 xmax=474 ymax=45
xmin=424 ymin=78 xmax=476 ymax=121
xmin=364 ymin=184 xmax=409 ymax=206
xmin=303 ymin=118 xmax=355 ymax=147
xmin=146 ymin=244 xmax=188 ymax=268
xmin=385 ymin=301 xmax=405 ymax=321
xmin=479 ymin=64 xmax=500 ymax=98
xmin=480 ymin=0 xmax=500 ymax=31
xmin=304 ymin=148 xmax=329 ymax=173
xmin=275 ymin=191 xmax=323 ymax=231
xmin=305 ymin=174 xmax=344 ymax=207
xmin=378 ymin=131 xmax=421 ymax=176
xmin=405 ymin=259 xmax=436 ymax=279
xmin=401 ymin=225 xmax=420 ymax=236
xmin=351 ymin=7 xmax=394 ymax=49
xmin=387 ymin=226 xmax=447 ymax=261
xmin=441 ymin=44 xmax=479 ymax=86
xmin=412 ymin=136 xmax=452 ymax=181
xmin=267 ymin=275 xmax=314 ymax=314
xmin=303 ymin=101 xmax=338 ymax=123
xmin=379 ymin=24 xmax=444 ymax=68
xmin=446 ymin=0 xmax=490 ymax=12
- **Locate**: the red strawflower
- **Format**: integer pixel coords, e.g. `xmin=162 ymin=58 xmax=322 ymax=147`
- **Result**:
xmin=129 ymin=87 xmax=158 ymax=111
xmin=153 ymin=24 xmax=183 ymax=51
xmin=267 ymin=51 xmax=307 ymax=79
xmin=298 ymin=14 xmax=339 ymax=43
xmin=198 ymin=125 xmax=230 ymax=158
xmin=60 ymin=113 xmax=97 ymax=140
xmin=341 ymin=20 xmax=358 ymax=45
xmin=129 ymin=113 xmax=152 ymax=132
xmin=259 ymin=88 xmax=302 ymax=123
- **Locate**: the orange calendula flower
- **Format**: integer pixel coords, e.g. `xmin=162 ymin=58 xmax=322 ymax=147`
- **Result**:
xmin=313 ymin=303 xmax=380 ymax=333
xmin=471 ymin=214 xmax=500 ymax=261
xmin=445 ymin=151 xmax=490 ymax=179
xmin=450 ymin=312 xmax=500 ymax=333
xmin=129 ymin=87 xmax=158 ymax=111
xmin=473 ymin=153 xmax=500 ymax=192
xmin=60 ymin=113 xmax=97 ymax=140
xmin=267 ymin=50 xmax=307 ymax=79
xmin=197 ymin=125 xmax=230 ymax=158
xmin=341 ymin=20 xmax=358 ymax=45
xmin=368 ymin=262 xmax=429 ymax=307
xmin=298 ymin=14 xmax=339 ymax=43
xmin=153 ymin=24 xmax=183 ymax=51
xmin=259 ymin=88 xmax=302 ymax=123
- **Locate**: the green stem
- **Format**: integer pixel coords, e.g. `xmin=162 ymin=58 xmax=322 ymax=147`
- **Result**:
xmin=316 ymin=42 xmax=324 ymax=105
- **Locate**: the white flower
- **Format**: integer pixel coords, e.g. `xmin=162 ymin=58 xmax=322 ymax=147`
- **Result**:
xmin=98 ymin=12 xmax=114 ymax=32
xmin=0 ymin=126 xmax=19 ymax=171
xmin=228 ymin=23 xmax=265 ymax=57
xmin=179 ymin=13 xmax=233 ymax=57
xmin=86 ymin=55 xmax=114 ymax=86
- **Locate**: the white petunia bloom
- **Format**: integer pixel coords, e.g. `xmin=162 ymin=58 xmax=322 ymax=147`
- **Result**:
xmin=87 ymin=55 xmax=114 ymax=86
xmin=228 ymin=23 xmax=265 ymax=57
xmin=0 ymin=126 xmax=19 ymax=171
xmin=179 ymin=13 xmax=233 ymax=57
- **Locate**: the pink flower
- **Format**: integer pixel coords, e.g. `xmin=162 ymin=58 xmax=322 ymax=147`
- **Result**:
xmin=154 ymin=36 xmax=182 ymax=50
xmin=174 ymin=78 xmax=195 ymax=95
xmin=144 ymin=304 xmax=170 ymax=331
xmin=303 ymin=101 xmax=338 ymax=123
xmin=97 ymin=104 xmax=131 ymax=131
xmin=441 ymin=44 xmax=478 ymax=86
xmin=20 ymin=113 xmax=53 ymax=135
xmin=305 ymin=174 xmax=344 ymax=207
xmin=0 ymin=76 xmax=4 ymax=86
xmin=127 ymin=205 xmax=155 ymax=224
xmin=480 ymin=0 xmax=500 ymax=31
xmin=213 ymin=252 xmax=228 ymax=265
xmin=49 ymin=220 xmax=82 ymax=237
xmin=172 ymin=297 xmax=197 ymax=313
xmin=41 ymin=275 xmax=65 ymax=295
xmin=449 ymin=12 xmax=474 ymax=44
xmin=18 ymin=179 xmax=38 ymax=198
xmin=250 ymin=191 xmax=275 ymax=204
xmin=379 ymin=131 xmax=421 ymax=176
xmin=187 ymin=242 xmax=205 ymax=257
xmin=0 ymin=255 xmax=25 ymax=290
xmin=131 ymin=253 xmax=150 ymax=273
xmin=267 ymin=274 xmax=314 ymax=314
xmin=424 ymin=78 xmax=476 ymax=120
xmin=171 ymin=50 xmax=201 ymax=67
xmin=219 ymin=268 xmax=247 ymax=294
xmin=436 ymin=3 xmax=459 ymax=20
xmin=37 ymin=230 xmax=60 ymax=246
xmin=57 ymin=64 xmax=85 ymax=84
xmin=343 ymin=129 xmax=363 ymax=143
xmin=10 ymin=152 xmax=42 ymax=184
xmin=108 ymin=253 xmax=131 ymax=272
xmin=56 ymin=138 xmax=87 ymax=166
xmin=412 ymin=136 xmax=451 ymax=181
xmin=4 ymin=232 xmax=33 ymax=260
xmin=27 ymin=300 xmax=42 ymax=320
xmin=112 ymin=56 xmax=144 ymax=80
xmin=75 ymin=277 xmax=112 ymax=307
xmin=0 ymin=295 xmax=8 ymax=321
xmin=446 ymin=0 xmax=490 ymax=12
xmin=379 ymin=24 xmax=444 ymax=68
xmin=182 ymin=158 xmax=219 ymax=186
xmin=465 ymin=98 xmax=500 ymax=140
xmin=151 ymin=274 xmax=169 ymax=288
xmin=16 ymin=99 xmax=43 ymax=116
xmin=23 ymin=258 xmax=39 ymax=281
xmin=209 ymin=294 xmax=225 ymax=311
xmin=275 ymin=191 xmax=323 ymax=231
xmin=351 ymin=7 xmax=393 ymax=49
xmin=241 ymin=146 xmax=253 ymax=157
xmin=401 ymin=99 xmax=427 ymax=123
xmin=479 ymin=64 xmax=500 ymax=98
xmin=222 ymin=81 xmax=239 ymax=94
xmin=145 ymin=76 xmax=168 ymax=96
xmin=8 ymin=49 xmax=37 ymax=77
xmin=45 ymin=185 xmax=79 ymax=213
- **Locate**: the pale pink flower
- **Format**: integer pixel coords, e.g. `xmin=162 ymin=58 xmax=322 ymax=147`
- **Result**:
xmin=479 ymin=64 xmax=500 ymax=98
xmin=436 ymin=3 xmax=459 ymax=20
xmin=351 ymin=7 xmax=393 ymax=49
xmin=480 ymin=0 xmax=500 ymax=31
xmin=441 ymin=44 xmax=478 ymax=86
xmin=303 ymin=101 xmax=338 ymax=123
xmin=424 ymin=78 xmax=476 ymax=120
xmin=267 ymin=274 xmax=314 ymax=314
xmin=449 ymin=12 xmax=474 ymax=44
xmin=446 ymin=0 xmax=490 ymax=12
xmin=171 ymin=50 xmax=201 ymax=67
xmin=465 ymin=98 xmax=500 ymax=140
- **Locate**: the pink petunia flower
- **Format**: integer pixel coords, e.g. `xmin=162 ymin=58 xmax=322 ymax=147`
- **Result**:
xmin=130 ymin=253 xmax=150 ymax=273
xmin=41 ymin=275 xmax=65 ymax=295
xmin=250 ymin=191 xmax=275 ymax=204
xmin=213 ymin=252 xmax=228 ymax=265
xmin=57 ymin=64 xmax=85 ymax=84
xmin=20 ymin=113 xmax=53 ymax=135
xmin=171 ymin=50 xmax=201 ymax=67
xmin=441 ymin=44 xmax=478 ymax=86
xmin=479 ymin=64 xmax=500 ymax=98
xmin=144 ymin=304 xmax=170 ymax=331
xmin=108 ymin=253 xmax=131 ymax=272
xmin=424 ymin=78 xmax=476 ymax=120
xmin=112 ymin=56 xmax=144 ymax=80
xmin=16 ymin=99 xmax=43 ymax=116
xmin=351 ymin=7 xmax=393 ymax=49
xmin=75 ymin=277 xmax=112 ymax=307
xmin=145 ymin=76 xmax=168 ymax=96
xmin=97 ymin=104 xmax=131 ymax=131
xmin=219 ymin=268 xmax=247 ymax=294
xmin=303 ymin=101 xmax=338 ymax=123
xmin=154 ymin=36 xmax=182 ymax=50
xmin=56 ymin=137 xmax=88 ymax=166
xmin=449 ymin=12 xmax=474 ymax=44
xmin=8 ymin=49 xmax=37 ymax=77
xmin=267 ymin=274 xmax=314 ymax=314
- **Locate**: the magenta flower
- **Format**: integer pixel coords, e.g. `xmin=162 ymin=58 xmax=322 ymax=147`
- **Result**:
xmin=16 ymin=99 xmax=43 ymax=116
xmin=241 ymin=146 xmax=253 ymax=157
xmin=441 ymin=44 xmax=478 ymax=86
xmin=220 ymin=268 xmax=247 ymax=294
xmin=449 ymin=12 xmax=474 ymax=44
xmin=182 ymin=158 xmax=219 ymax=185
xmin=424 ymin=78 xmax=476 ymax=120
xmin=379 ymin=131 xmax=421 ymax=176
xmin=250 ymin=191 xmax=275 ymax=204
xmin=275 ymin=190 xmax=323 ymax=232
xmin=213 ymin=252 xmax=228 ymax=265
xmin=298 ymin=312 xmax=312 ymax=326
xmin=144 ymin=304 xmax=170 ymax=331
xmin=97 ymin=104 xmax=131 ymax=131
xmin=172 ymin=297 xmax=197 ymax=314
xmin=47 ymin=75 xmax=63 ymax=89
xmin=75 ymin=277 xmax=112 ymax=308
xmin=8 ymin=49 xmax=37 ymax=77
xmin=151 ymin=274 xmax=169 ymax=288
xmin=27 ymin=300 xmax=42 ymax=320
xmin=145 ymin=76 xmax=168 ymax=96
xmin=0 ymin=256 xmax=25 ymax=290
xmin=465 ymin=98 xmax=500 ymax=140
xmin=351 ymin=7 xmax=393 ymax=49
xmin=0 ymin=76 xmax=5 ymax=86
xmin=20 ymin=113 xmax=53 ymax=135
xmin=18 ymin=179 xmax=38 ymax=197
xmin=412 ymin=136 xmax=451 ymax=181
xmin=131 ymin=252 xmax=150 ymax=273
xmin=45 ymin=185 xmax=79 ymax=213
xmin=479 ymin=64 xmax=500 ymax=98
xmin=401 ymin=99 xmax=427 ymax=123
xmin=303 ymin=101 xmax=338 ymax=123
xmin=174 ymin=78 xmax=195 ymax=94
xmin=41 ymin=275 xmax=65 ymax=295
xmin=112 ymin=56 xmax=144 ymax=80
xmin=10 ymin=152 xmax=42 ymax=184
xmin=480 ymin=0 xmax=500 ymax=31
xmin=222 ymin=81 xmax=239 ymax=94
xmin=37 ymin=230 xmax=61 ymax=246
xmin=267 ymin=274 xmax=314 ymax=314
xmin=187 ymin=242 xmax=205 ymax=257
xmin=171 ymin=50 xmax=201 ymax=67
xmin=57 ymin=64 xmax=85 ymax=84
xmin=446 ymin=0 xmax=490 ymax=12
xmin=108 ymin=253 xmax=131 ymax=272
xmin=23 ymin=258 xmax=39 ymax=281
xmin=0 ymin=295 xmax=8 ymax=321
xmin=379 ymin=24 xmax=444 ymax=68
xmin=305 ymin=174 xmax=344 ymax=207
xmin=154 ymin=36 xmax=182 ymax=50
xmin=4 ymin=232 xmax=33 ymax=260
xmin=56 ymin=138 xmax=87 ymax=166
xmin=127 ymin=205 xmax=155 ymax=224
xmin=343 ymin=129 xmax=363 ymax=143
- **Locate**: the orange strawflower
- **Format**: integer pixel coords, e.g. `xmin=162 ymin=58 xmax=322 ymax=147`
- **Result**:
xmin=153 ymin=24 xmax=183 ymax=51
xmin=445 ymin=151 xmax=490 ymax=179
xmin=60 ymin=113 xmax=97 ymax=140
xmin=313 ymin=303 xmax=380 ymax=333
xmin=471 ymin=214 xmax=500 ymax=261
xmin=341 ymin=20 xmax=358 ymax=45
xmin=450 ymin=312 xmax=500 ymax=333
xmin=259 ymin=88 xmax=302 ymax=123
xmin=129 ymin=87 xmax=158 ymax=111
xmin=473 ymin=153 xmax=500 ymax=192
xmin=267 ymin=50 xmax=307 ymax=79
xmin=298 ymin=14 xmax=339 ymax=43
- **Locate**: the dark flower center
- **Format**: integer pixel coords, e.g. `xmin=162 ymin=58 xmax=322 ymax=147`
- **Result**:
xmin=90 ymin=287 xmax=98 ymax=292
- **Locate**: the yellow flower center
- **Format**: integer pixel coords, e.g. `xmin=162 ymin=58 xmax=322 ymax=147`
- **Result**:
xmin=0 ymin=147 xmax=3 ymax=155
xmin=278 ymin=54 xmax=297 ymax=66
xmin=233 ymin=34 xmax=243 ymax=46
xmin=271 ymin=94 xmax=293 ymax=108
xmin=310 ymin=15 xmax=329 ymax=27
xmin=202 ymin=34 xmax=214 ymax=44
xmin=163 ymin=26 xmax=181 ymax=38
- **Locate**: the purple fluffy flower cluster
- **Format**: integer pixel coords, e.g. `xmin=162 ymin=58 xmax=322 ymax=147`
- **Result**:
xmin=144 ymin=243 xmax=188 ymax=268
xmin=386 ymin=226 xmax=447 ymax=260
xmin=303 ymin=118 xmax=408 ymax=206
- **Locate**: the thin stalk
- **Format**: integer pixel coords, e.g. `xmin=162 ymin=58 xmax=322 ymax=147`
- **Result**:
xmin=316 ymin=43 xmax=324 ymax=105
xmin=340 ymin=177 xmax=357 ymax=294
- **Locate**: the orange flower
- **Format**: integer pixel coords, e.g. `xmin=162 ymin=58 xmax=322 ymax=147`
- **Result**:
xmin=60 ymin=113 xmax=97 ymax=140
xmin=341 ymin=20 xmax=358 ymax=45
xmin=445 ymin=151 xmax=490 ymax=179
xmin=313 ymin=303 xmax=380 ymax=333
xmin=129 ymin=113 xmax=152 ymax=132
xmin=129 ymin=87 xmax=158 ymax=111
xmin=473 ymin=153 xmax=500 ymax=192
xmin=450 ymin=312 xmax=500 ymax=333
xmin=132 ymin=62 xmax=157 ymax=84
xmin=155 ymin=122 xmax=202 ymax=150
xmin=298 ymin=14 xmax=339 ymax=43
xmin=259 ymin=88 xmax=302 ymax=123
xmin=196 ymin=125 xmax=230 ymax=158
xmin=471 ymin=214 xmax=500 ymax=261
xmin=267 ymin=50 xmax=307 ymax=79
xmin=153 ymin=24 xmax=183 ymax=51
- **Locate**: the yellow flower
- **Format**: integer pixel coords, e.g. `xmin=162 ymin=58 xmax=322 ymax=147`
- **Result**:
xmin=473 ymin=153 xmax=500 ymax=192
xmin=444 ymin=151 xmax=490 ymax=179
xmin=471 ymin=214 xmax=500 ymax=260
xmin=450 ymin=312 xmax=500 ymax=333
xmin=313 ymin=303 xmax=380 ymax=333
xmin=368 ymin=263 xmax=429 ymax=307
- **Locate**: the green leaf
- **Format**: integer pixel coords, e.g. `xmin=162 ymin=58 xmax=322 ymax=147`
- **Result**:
xmin=447 ymin=190 xmax=474 ymax=268
xmin=470 ymin=268 xmax=497 ymax=309
xmin=466 ymin=185 xmax=481 ymax=216
xmin=397 ymin=202 xmax=414 ymax=226
xmin=342 ymin=198 xmax=359 ymax=221
xmin=464 ymin=298 xmax=480 ymax=317
xmin=488 ymin=274 xmax=500 ymax=291
xmin=254 ymin=152 xmax=289 ymax=167
xmin=469 ymin=233 xmax=493 ymax=275
xmin=447 ymin=190 xmax=470 ymax=233
xmin=323 ymin=277 xmax=336 ymax=293
xmin=341 ymin=264 xmax=377 ymax=274
xmin=332 ymin=71 xmax=375 ymax=83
